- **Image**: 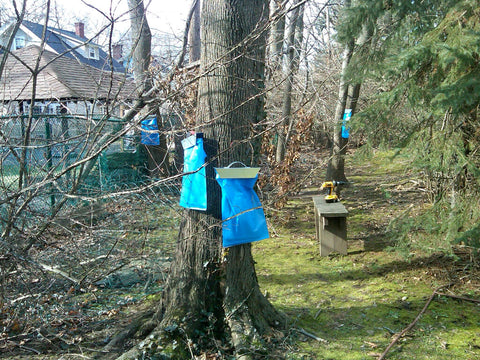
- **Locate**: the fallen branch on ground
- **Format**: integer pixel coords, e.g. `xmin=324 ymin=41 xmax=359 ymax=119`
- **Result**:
xmin=38 ymin=262 xmax=79 ymax=284
xmin=295 ymin=328 xmax=328 ymax=343
xmin=435 ymin=292 xmax=480 ymax=304
xmin=378 ymin=283 xmax=454 ymax=360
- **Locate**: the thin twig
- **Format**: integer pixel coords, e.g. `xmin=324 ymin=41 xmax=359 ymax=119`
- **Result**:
xmin=19 ymin=344 xmax=41 ymax=354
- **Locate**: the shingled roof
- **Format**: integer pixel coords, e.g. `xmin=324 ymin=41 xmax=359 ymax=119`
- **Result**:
xmin=0 ymin=45 xmax=137 ymax=102
xmin=21 ymin=20 xmax=125 ymax=73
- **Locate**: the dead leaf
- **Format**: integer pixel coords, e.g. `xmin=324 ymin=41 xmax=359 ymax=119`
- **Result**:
xmin=364 ymin=341 xmax=378 ymax=348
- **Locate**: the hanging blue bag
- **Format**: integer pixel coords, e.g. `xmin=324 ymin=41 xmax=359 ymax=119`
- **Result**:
xmin=179 ymin=134 xmax=207 ymax=211
xmin=141 ymin=117 xmax=160 ymax=145
xmin=215 ymin=163 xmax=269 ymax=247
xmin=341 ymin=109 xmax=352 ymax=139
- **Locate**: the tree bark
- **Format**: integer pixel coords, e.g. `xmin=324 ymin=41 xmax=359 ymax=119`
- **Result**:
xmin=128 ymin=0 xmax=169 ymax=176
xmin=325 ymin=39 xmax=353 ymax=181
xmin=116 ymin=0 xmax=285 ymax=358
xmin=128 ymin=0 xmax=152 ymax=95
xmin=275 ymin=0 xmax=304 ymax=162
xmin=188 ymin=0 xmax=201 ymax=62
xmin=326 ymin=17 xmax=372 ymax=181
xmin=268 ymin=0 xmax=286 ymax=72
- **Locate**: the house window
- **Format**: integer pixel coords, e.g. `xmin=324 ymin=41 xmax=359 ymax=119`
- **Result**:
xmin=14 ymin=37 xmax=25 ymax=50
xmin=85 ymin=45 xmax=98 ymax=60
xmin=47 ymin=104 xmax=58 ymax=114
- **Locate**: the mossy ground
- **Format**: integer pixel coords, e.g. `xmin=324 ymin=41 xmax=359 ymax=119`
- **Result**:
xmin=254 ymin=148 xmax=480 ymax=359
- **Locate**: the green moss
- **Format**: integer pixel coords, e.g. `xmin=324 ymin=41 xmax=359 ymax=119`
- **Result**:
xmin=253 ymin=149 xmax=480 ymax=359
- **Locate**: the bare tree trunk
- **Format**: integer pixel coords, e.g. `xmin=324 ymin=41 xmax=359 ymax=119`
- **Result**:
xmin=325 ymin=4 xmax=332 ymax=60
xmin=326 ymin=0 xmax=353 ymax=182
xmin=275 ymin=0 xmax=303 ymax=162
xmin=117 ymin=0 xmax=285 ymax=358
xmin=285 ymin=1 xmax=305 ymax=150
xmin=188 ymin=0 xmax=201 ymax=62
xmin=128 ymin=0 xmax=169 ymax=176
xmin=268 ymin=0 xmax=286 ymax=71
xmin=325 ymin=45 xmax=353 ymax=181
xmin=128 ymin=0 xmax=152 ymax=94
xmin=326 ymin=18 xmax=371 ymax=181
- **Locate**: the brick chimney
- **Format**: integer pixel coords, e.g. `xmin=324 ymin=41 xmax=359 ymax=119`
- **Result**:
xmin=112 ymin=44 xmax=123 ymax=60
xmin=74 ymin=22 xmax=85 ymax=38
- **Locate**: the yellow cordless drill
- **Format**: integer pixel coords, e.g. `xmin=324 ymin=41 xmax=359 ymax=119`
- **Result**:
xmin=320 ymin=181 xmax=348 ymax=203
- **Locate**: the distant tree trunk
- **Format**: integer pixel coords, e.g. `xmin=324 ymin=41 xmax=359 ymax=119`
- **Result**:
xmin=326 ymin=17 xmax=371 ymax=181
xmin=325 ymin=5 xmax=332 ymax=60
xmin=325 ymin=44 xmax=353 ymax=181
xmin=275 ymin=0 xmax=304 ymax=162
xmin=326 ymin=0 xmax=353 ymax=182
xmin=128 ymin=0 xmax=169 ymax=176
xmin=117 ymin=0 xmax=284 ymax=358
xmin=268 ymin=0 xmax=286 ymax=71
xmin=285 ymin=2 xmax=305 ymax=149
xmin=128 ymin=0 xmax=152 ymax=94
xmin=188 ymin=0 xmax=201 ymax=62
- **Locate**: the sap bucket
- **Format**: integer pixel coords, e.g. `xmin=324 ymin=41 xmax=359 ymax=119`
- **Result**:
xmin=179 ymin=133 xmax=207 ymax=211
xmin=141 ymin=117 xmax=160 ymax=145
xmin=215 ymin=162 xmax=269 ymax=247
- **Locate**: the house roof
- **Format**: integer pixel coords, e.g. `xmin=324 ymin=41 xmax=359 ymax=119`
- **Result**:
xmin=21 ymin=20 xmax=125 ymax=73
xmin=0 ymin=45 xmax=137 ymax=101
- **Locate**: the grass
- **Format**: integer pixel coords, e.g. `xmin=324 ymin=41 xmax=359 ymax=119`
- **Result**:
xmin=2 ymin=148 xmax=479 ymax=360
xmin=253 ymin=149 xmax=480 ymax=360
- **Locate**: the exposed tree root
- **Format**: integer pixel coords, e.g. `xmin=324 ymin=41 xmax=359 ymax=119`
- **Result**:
xmin=103 ymin=310 xmax=155 ymax=353
xmin=113 ymin=311 xmax=286 ymax=360
xmin=111 ymin=245 xmax=287 ymax=360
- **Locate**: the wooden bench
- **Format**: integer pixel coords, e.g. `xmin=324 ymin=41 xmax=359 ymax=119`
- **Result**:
xmin=312 ymin=195 xmax=348 ymax=256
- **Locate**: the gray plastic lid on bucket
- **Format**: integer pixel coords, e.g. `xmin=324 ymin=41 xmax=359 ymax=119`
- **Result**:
xmin=215 ymin=162 xmax=260 ymax=179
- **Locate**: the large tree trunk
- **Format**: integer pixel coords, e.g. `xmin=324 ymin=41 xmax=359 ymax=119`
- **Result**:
xmin=117 ymin=0 xmax=285 ymax=358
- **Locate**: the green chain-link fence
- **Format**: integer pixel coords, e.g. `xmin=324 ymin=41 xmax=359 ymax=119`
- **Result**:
xmin=0 ymin=113 xmax=153 ymax=235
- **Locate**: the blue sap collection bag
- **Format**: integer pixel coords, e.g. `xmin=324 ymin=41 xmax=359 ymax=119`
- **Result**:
xmin=179 ymin=135 xmax=207 ymax=211
xmin=141 ymin=117 xmax=160 ymax=145
xmin=215 ymin=164 xmax=269 ymax=247
xmin=341 ymin=109 xmax=352 ymax=139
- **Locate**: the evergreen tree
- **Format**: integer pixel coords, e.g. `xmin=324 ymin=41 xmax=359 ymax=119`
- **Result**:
xmin=340 ymin=0 xmax=480 ymax=251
